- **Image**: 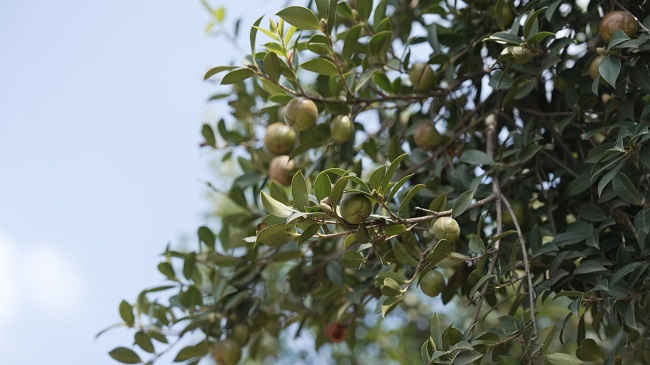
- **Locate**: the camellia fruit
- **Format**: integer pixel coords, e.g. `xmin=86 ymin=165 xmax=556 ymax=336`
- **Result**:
xmin=324 ymin=322 xmax=348 ymax=343
xmin=340 ymin=193 xmax=372 ymax=224
xmin=268 ymin=155 xmax=295 ymax=186
xmin=413 ymin=123 xmax=442 ymax=151
xmin=330 ymin=115 xmax=355 ymax=143
xmin=231 ymin=323 xmax=250 ymax=346
xmin=600 ymin=11 xmax=638 ymax=43
xmin=433 ymin=217 xmax=460 ymax=243
xmin=589 ymin=54 xmax=605 ymax=80
xmin=264 ymin=123 xmax=297 ymax=155
xmin=409 ymin=63 xmax=435 ymax=91
xmin=419 ymin=269 xmax=446 ymax=297
xmin=502 ymin=200 xmax=526 ymax=227
xmin=284 ymin=97 xmax=318 ymax=132
xmin=211 ymin=339 xmax=241 ymax=365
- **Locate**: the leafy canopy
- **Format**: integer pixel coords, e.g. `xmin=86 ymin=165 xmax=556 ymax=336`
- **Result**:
xmin=105 ymin=1 xmax=650 ymax=364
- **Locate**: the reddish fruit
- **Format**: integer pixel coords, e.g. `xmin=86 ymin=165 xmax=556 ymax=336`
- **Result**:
xmin=285 ymin=97 xmax=318 ymax=132
xmin=211 ymin=339 xmax=241 ymax=365
xmin=268 ymin=155 xmax=296 ymax=186
xmin=324 ymin=322 xmax=348 ymax=343
xmin=264 ymin=123 xmax=297 ymax=155
xmin=600 ymin=11 xmax=638 ymax=43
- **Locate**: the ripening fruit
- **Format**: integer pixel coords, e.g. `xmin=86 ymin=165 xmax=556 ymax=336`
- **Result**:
xmin=264 ymin=123 xmax=297 ymax=155
xmin=268 ymin=155 xmax=295 ymax=186
xmin=433 ymin=217 xmax=460 ymax=243
xmin=330 ymin=115 xmax=355 ymax=143
xmin=502 ymin=200 xmax=526 ymax=227
xmin=419 ymin=270 xmax=446 ymax=297
xmin=409 ymin=63 xmax=435 ymax=91
xmin=340 ymin=193 xmax=372 ymax=224
xmin=413 ymin=123 xmax=442 ymax=151
xmin=589 ymin=54 xmax=605 ymax=80
xmin=600 ymin=11 xmax=638 ymax=43
xmin=324 ymin=322 xmax=348 ymax=343
xmin=284 ymin=97 xmax=318 ymax=132
xmin=211 ymin=339 xmax=241 ymax=365
xmin=231 ymin=324 xmax=251 ymax=346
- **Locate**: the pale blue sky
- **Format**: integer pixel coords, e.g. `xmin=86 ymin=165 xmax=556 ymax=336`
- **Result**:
xmin=0 ymin=1 xmax=291 ymax=363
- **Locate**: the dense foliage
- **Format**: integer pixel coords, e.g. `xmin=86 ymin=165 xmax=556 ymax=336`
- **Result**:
xmin=105 ymin=0 xmax=650 ymax=364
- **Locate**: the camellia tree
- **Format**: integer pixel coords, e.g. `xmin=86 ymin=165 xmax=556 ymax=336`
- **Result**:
xmin=104 ymin=0 xmax=650 ymax=364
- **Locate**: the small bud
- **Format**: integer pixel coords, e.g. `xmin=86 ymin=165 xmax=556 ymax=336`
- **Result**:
xmin=319 ymin=18 xmax=327 ymax=31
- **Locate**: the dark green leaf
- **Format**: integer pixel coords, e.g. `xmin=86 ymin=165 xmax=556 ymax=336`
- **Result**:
xmin=300 ymin=58 xmax=339 ymax=76
xmin=612 ymin=172 xmax=642 ymax=205
xmin=221 ymin=68 xmax=256 ymax=84
xmin=119 ymin=300 xmax=135 ymax=326
xmin=109 ymin=347 xmax=141 ymax=364
xmin=204 ymin=65 xmax=237 ymax=80
xmin=459 ymin=149 xmax=493 ymax=165
xmin=452 ymin=190 xmax=475 ymax=218
xmin=599 ymin=55 xmax=621 ymax=88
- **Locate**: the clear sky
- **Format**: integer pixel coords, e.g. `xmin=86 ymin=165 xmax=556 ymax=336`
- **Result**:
xmin=0 ymin=1 xmax=292 ymax=363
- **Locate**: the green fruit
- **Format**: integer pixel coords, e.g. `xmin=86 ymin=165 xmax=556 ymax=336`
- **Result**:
xmin=409 ymin=63 xmax=435 ymax=91
xmin=284 ymin=97 xmax=318 ymax=132
xmin=211 ymin=339 xmax=241 ymax=365
xmin=502 ymin=201 xmax=526 ymax=227
xmin=330 ymin=115 xmax=355 ymax=143
xmin=589 ymin=54 xmax=605 ymax=80
xmin=413 ymin=123 xmax=442 ymax=151
xmin=268 ymin=155 xmax=295 ymax=186
xmin=264 ymin=123 xmax=297 ymax=155
xmin=419 ymin=270 xmax=445 ymax=297
xmin=489 ymin=3 xmax=514 ymax=29
xmin=231 ymin=324 xmax=250 ymax=346
xmin=340 ymin=193 xmax=372 ymax=224
xmin=600 ymin=11 xmax=638 ymax=43
xmin=433 ymin=217 xmax=460 ymax=243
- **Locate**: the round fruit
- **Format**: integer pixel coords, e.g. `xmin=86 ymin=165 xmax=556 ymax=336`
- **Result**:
xmin=409 ymin=63 xmax=435 ymax=91
xmin=502 ymin=200 xmax=526 ymax=227
xmin=600 ymin=11 xmax=638 ymax=43
xmin=231 ymin=324 xmax=250 ymax=346
xmin=489 ymin=3 xmax=514 ymax=28
xmin=433 ymin=217 xmax=460 ymax=243
xmin=211 ymin=339 xmax=241 ymax=365
xmin=340 ymin=193 xmax=372 ymax=224
xmin=419 ymin=270 xmax=446 ymax=297
xmin=284 ymin=97 xmax=318 ymax=132
xmin=330 ymin=115 xmax=355 ymax=143
xmin=589 ymin=54 xmax=605 ymax=80
xmin=264 ymin=123 xmax=297 ymax=155
xmin=268 ymin=155 xmax=296 ymax=186
xmin=324 ymin=322 xmax=348 ymax=343
xmin=413 ymin=123 xmax=443 ymax=151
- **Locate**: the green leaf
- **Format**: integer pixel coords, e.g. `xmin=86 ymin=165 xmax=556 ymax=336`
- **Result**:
xmin=342 ymin=250 xmax=366 ymax=268
xmin=250 ymin=16 xmax=264 ymax=64
xmin=426 ymin=239 xmax=452 ymax=265
xmin=398 ymin=184 xmax=426 ymax=218
xmin=546 ymin=353 xmax=582 ymax=365
xmin=119 ymin=300 xmax=135 ymax=326
xmin=612 ymin=172 xmax=642 ymax=205
xmin=204 ymin=65 xmax=237 ymax=80
xmin=314 ymin=171 xmax=332 ymax=202
xmin=256 ymin=223 xmax=294 ymax=247
xmin=599 ymin=55 xmax=621 ymax=88
xmin=381 ymin=153 xmax=407 ymax=195
xmin=484 ymin=32 xmax=523 ymax=45
xmin=292 ymin=171 xmax=310 ymax=211
xmin=430 ymin=313 xmax=443 ymax=351
xmin=355 ymin=0 xmax=372 ymax=21
xmin=201 ymin=124 xmax=216 ymax=148
xmin=134 ymin=332 xmax=155 ymax=353
xmin=173 ymin=341 xmax=212 ymax=362
xmin=263 ymin=51 xmax=282 ymax=82
xmin=576 ymin=338 xmax=603 ymax=361
xmin=198 ymin=226 xmax=216 ymax=249
xmin=574 ymin=260 xmax=607 ymax=275
xmin=298 ymin=223 xmax=320 ymax=244
xmin=109 ymin=347 xmax=142 ymax=364
xmin=300 ymin=58 xmax=339 ymax=76
xmin=454 ymin=350 xmax=483 ymax=365
xmin=343 ymin=25 xmax=362 ymax=60
xmin=634 ymin=208 xmax=650 ymax=234
xmin=459 ymin=149 xmax=493 ymax=165
xmin=261 ymin=191 xmax=294 ymax=218
xmin=276 ymin=6 xmax=321 ymax=30
xmin=221 ymin=68 xmax=256 ymax=84
xmin=452 ymin=190 xmax=475 ymax=218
